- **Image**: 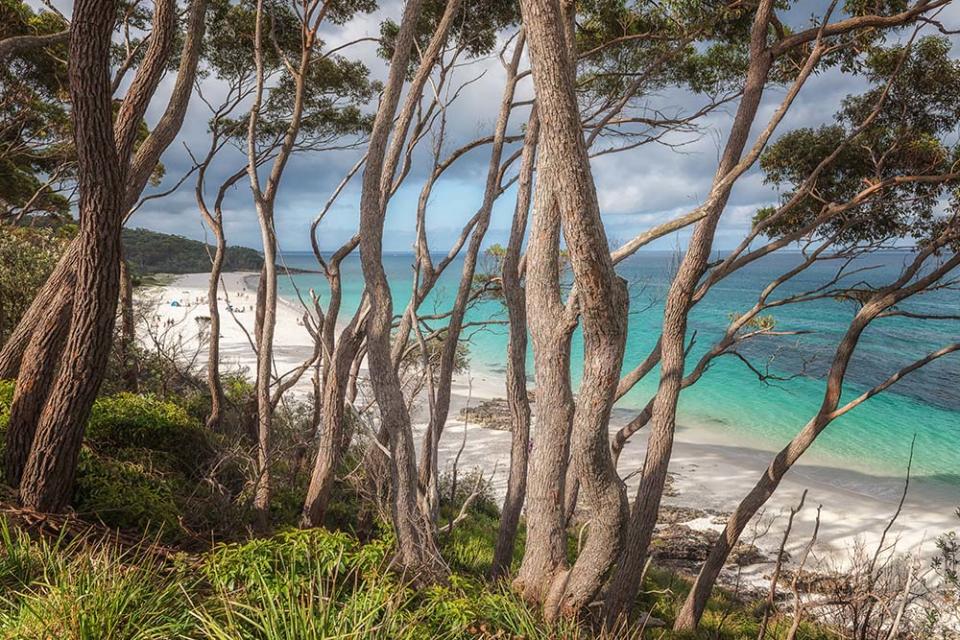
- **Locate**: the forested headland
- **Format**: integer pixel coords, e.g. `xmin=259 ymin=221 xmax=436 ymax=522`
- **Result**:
xmin=121 ymin=228 xmax=264 ymax=275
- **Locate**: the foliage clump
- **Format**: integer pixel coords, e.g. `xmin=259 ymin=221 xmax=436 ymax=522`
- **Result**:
xmin=85 ymin=392 xmax=214 ymax=476
xmin=0 ymin=226 xmax=71 ymax=344
xmin=756 ymin=37 xmax=960 ymax=244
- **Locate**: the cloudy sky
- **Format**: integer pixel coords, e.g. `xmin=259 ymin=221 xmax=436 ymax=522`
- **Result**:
xmin=107 ymin=0 xmax=960 ymax=254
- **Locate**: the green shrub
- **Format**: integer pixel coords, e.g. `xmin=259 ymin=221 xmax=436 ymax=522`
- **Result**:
xmin=194 ymin=528 xmax=424 ymax=639
xmin=223 ymin=375 xmax=254 ymax=405
xmin=86 ymin=393 xmax=213 ymax=476
xmin=72 ymin=449 xmax=183 ymax=541
xmin=0 ymin=379 xmax=13 ymax=409
xmin=193 ymin=561 xmax=423 ymax=640
xmin=0 ymin=517 xmax=60 ymax=593
xmin=203 ymin=527 xmax=391 ymax=593
xmin=0 ymin=379 xmax=13 ymax=458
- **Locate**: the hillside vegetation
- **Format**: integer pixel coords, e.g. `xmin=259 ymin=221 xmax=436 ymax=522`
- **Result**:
xmin=122 ymin=228 xmax=264 ymax=275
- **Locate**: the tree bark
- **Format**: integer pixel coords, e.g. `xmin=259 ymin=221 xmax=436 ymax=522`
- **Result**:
xmin=523 ymin=0 xmax=630 ymax=620
xmin=17 ymin=0 xmax=130 ymax=511
xmin=300 ymin=314 xmax=365 ymax=526
xmin=3 ymin=275 xmax=73 ymax=487
xmin=603 ymin=2 xmax=775 ymax=625
xmin=512 ymin=181 xmax=575 ymax=607
xmin=0 ymin=245 xmax=76 ymax=379
xmin=204 ymin=222 xmax=226 ymax=431
xmin=357 ymin=0 xmax=448 ymax=582
xmin=514 ymin=0 xmax=630 ymax=620
xmin=490 ymin=106 xmax=538 ymax=580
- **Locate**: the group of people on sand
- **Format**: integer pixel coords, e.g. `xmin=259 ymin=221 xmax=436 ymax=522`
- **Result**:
xmin=152 ymin=315 xmax=179 ymax=329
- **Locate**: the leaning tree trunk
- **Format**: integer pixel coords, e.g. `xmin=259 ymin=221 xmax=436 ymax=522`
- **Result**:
xmin=3 ymin=274 xmax=74 ymax=487
xmin=673 ymin=249 xmax=960 ymax=630
xmin=490 ymin=107 xmax=539 ymax=580
xmin=602 ymin=2 xmax=775 ymax=625
xmin=416 ymin=34 xmax=526 ymax=522
xmin=17 ymin=0 xmax=130 ymax=511
xmin=300 ymin=316 xmax=365 ymax=527
xmin=0 ymin=244 xmax=77 ymax=379
xmin=204 ymin=221 xmax=226 ymax=430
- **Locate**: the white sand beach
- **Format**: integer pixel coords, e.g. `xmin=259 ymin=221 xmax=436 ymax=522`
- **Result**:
xmin=140 ymin=272 xmax=959 ymax=580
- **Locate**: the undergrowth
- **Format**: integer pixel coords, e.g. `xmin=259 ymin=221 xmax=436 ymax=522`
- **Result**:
xmin=0 ymin=381 xmax=838 ymax=639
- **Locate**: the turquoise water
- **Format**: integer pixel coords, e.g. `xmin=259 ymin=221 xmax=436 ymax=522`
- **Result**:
xmin=277 ymin=250 xmax=959 ymax=482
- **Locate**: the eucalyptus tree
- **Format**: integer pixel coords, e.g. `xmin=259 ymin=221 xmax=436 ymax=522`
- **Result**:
xmin=483 ymin=0 xmax=957 ymax=626
xmin=301 ymin=0 xmax=521 ymax=540
xmin=509 ymin=0 xmax=770 ymax=620
xmin=674 ymin=35 xmax=960 ymax=630
xmin=3 ymin=0 xmax=211 ymax=509
xmin=355 ymin=0 xmax=452 ymax=582
xmin=189 ymin=0 xmax=375 ymax=518
xmin=0 ymin=1 xmax=71 ymax=224
xmin=9 ymin=0 xmax=178 ymax=509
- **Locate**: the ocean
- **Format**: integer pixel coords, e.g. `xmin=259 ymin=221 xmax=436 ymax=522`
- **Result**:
xmin=276 ymin=249 xmax=959 ymax=484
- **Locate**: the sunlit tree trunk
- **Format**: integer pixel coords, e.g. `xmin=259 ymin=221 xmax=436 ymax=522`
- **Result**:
xmin=357 ymin=0 xmax=449 ymax=582
xmin=603 ymin=2 xmax=775 ymax=624
xmin=515 ymin=0 xmax=629 ymax=620
xmin=491 ymin=107 xmax=538 ymax=580
xmin=416 ymin=34 xmax=526 ymax=522
xmin=3 ymin=274 xmax=73 ymax=487
xmin=300 ymin=312 xmax=365 ymax=526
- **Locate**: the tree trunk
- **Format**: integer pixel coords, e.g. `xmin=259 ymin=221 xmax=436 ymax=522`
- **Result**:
xmin=520 ymin=0 xmax=630 ymax=620
xmin=512 ymin=191 xmax=575 ymax=606
xmin=251 ymin=216 xmax=276 ymax=525
xmin=17 ymin=0 xmax=129 ymax=511
xmin=357 ymin=0 xmax=447 ymax=582
xmin=603 ymin=3 xmax=775 ymax=625
xmin=118 ymin=252 xmax=139 ymax=392
xmin=3 ymin=277 xmax=73 ymax=487
xmin=490 ymin=107 xmax=538 ymax=580
xmin=300 ymin=317 xmax=365 ymax=527
xmin=416 ymin=34 xmax=526 ymax=522
xmin=204 ymin=223 xmax=226 ymax=430
xmin=0 ymin=245 xmax=76 ymax=379
xmin=512 ymin=1 xmax=581 ymax=609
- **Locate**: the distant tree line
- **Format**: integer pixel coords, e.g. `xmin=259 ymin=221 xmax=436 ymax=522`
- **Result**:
xmin=121 ymin=228 xmax=264 ymax=276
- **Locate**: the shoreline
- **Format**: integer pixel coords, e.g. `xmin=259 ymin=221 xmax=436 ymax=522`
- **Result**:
xmin=139 ymin=272 xmax=959 ymax=573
